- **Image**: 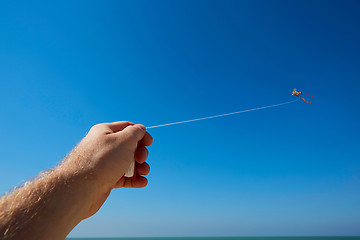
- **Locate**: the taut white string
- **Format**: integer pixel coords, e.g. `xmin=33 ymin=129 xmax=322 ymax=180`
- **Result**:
xmin=147 ymin=99 xmax=299 ymax=129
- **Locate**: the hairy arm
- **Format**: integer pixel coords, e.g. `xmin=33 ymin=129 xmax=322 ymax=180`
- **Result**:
xmin=0 ymin=121 xmax=153 ymax=240
xmin=0 ymin=168 xmax=93 ymax=239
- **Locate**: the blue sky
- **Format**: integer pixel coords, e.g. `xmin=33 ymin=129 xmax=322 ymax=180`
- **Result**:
xmin=1 ymin=0 xmax=360 ymax=237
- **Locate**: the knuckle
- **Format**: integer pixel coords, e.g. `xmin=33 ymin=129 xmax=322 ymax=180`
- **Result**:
xmin=90 ymin=123 xmax=105 ymax=131
xmin=129 ymin=131 xmax=140 ymax=142
xmin=123 ymin=131 xmax=139 ymax=146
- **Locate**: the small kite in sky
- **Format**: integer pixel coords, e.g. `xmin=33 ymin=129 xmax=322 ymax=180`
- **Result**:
xmin=124 ymin=89 xmax=311 ymax=177
xmin=292 ymin=88 xmax=314 ymax=103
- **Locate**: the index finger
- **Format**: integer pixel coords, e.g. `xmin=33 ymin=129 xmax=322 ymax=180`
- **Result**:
xmin=106 ymin=121 xmax=134 ymax=133
xmin=139 ymin=131 xmax=153 ymax=146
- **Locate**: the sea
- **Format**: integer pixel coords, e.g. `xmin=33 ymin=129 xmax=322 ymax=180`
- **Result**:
xmin=66 ymin=237 xmax=360 ymax=240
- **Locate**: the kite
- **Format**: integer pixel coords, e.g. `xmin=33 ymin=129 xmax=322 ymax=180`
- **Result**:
xmin=292 ymin=88 xmax=314 ymax=103
xmin=124 ymin=89 xmax=312 ymax=178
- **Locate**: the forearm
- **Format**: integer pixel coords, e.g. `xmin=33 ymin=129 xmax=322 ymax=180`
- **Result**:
xmin=0 ymin=122 xmax=152 ymax=239
xmin=0 ymin=167 xmax=93 ymax=240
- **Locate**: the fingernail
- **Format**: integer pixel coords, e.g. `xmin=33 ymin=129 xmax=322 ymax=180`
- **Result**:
xmin=135 ymin=124 xmax=146 ymax=132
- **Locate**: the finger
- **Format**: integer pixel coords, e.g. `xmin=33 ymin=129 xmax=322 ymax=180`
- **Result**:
xmin=112 ymin=176 xmax=125 ymax=189
xmin=121 ymin=124 xmax=146 ymax=141
xmin=136 ymin=162 xmax=150 ymax=175
xmin=139 ymin=131 xmax=153 ymax=147
xmin=134 ymin=146 xmax=149 ymax=163
xmin=123 ymin=176 xmax=148 ymax=188
xmin=106 ymin=121 xmax=134 ymax=133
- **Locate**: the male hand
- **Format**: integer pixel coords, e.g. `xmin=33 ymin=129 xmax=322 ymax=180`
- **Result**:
xmin=60 ymin=121 xmax=153 ymax=219
xmin=0 ymin=121 xmax=153 ymax=240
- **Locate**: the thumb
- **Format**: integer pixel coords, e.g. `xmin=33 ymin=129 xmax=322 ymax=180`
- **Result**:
xmin=121 ymin=124 xmax=146 ymax=142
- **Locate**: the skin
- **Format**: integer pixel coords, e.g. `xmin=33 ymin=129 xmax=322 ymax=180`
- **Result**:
xmin=0 ymin=121 xmax=153 ymax=240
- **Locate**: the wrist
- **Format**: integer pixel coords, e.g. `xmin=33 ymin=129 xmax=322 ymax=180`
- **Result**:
xmin=55 ymin=157 xmax=112 ymax=220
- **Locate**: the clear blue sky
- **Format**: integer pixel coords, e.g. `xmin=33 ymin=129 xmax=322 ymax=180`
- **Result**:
xmin=1 ymin=0 xmax=360 ymax=237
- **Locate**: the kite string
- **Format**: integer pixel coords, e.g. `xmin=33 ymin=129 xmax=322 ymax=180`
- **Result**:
xmin=146 ymin=99 xmax=299 ymax=129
